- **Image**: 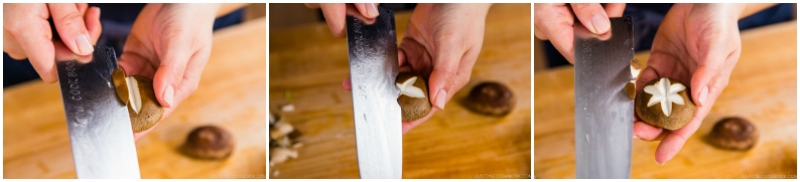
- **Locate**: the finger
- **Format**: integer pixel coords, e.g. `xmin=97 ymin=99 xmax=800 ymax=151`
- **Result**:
xmin=427 ymin=39 xmax=464 ymax=110
xmin=353 ymin=3 xmax=379 ymax=18
xmin=83 ymin=6 xmax=102 ymax=43
xmin=633 ymin=121 xmax=665 ymax=141
xmin=48 ymin=3 xmax=94 ymax=56
xmin=152 ymin=33 xmax=196 ymax=108
xmin=536 ymin=4 xmax=576 ymax=62
xmin=342 ymin=76 xmax=352 ymax=91
xmin=398 ymin=48 xmax=406 ymax=66
xmin=654 ymin=113 xmax=703 ymax=165
xmin=570 ymin=3 xmax=611 ymax=34
xmin=690 ymin=65 xmax=718 ymax=107
xmin=635 ymin=66 xmax=660 ymax=92
xmin=401 ymin=108 xmax=438 ymax=134
xmin=174 ymin=48 xmax=212 ymax=109
xmin=603 ymin=3 xmax=626 ymax=17
xmin=76 ymin=3 xmax=88 ymax=14
xmin=9 ymin=11 xmax=58 ymax=83
xmin=3 ymin=31 xmax=26 ymax=60
xmin=319 ymin=4 xmax=347 ymax=37
xmin=118 ymin=52 xmax=159 ymax=77
xmin=304 ymin=3 xmax=320 ymax=9
xmin=533 ymin=25 xmax=547 ymax=40
xmin=398 ymin=37 xmax=433 ymax=75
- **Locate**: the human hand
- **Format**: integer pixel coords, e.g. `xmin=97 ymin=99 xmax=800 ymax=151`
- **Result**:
xmin=305 ymin=3 xmax=380 ymax=37
xmin=3 ymin=3 xmax=101 ymax=83
xmin=633 ymin=3 xmax=744 ymax=165
xmin=533 ymin=3 xmax=625 ymax=62
xmin=118 ymin=3 xmax=218 ymax=140
xmin=340 ymin=4 xmax=491 ymax=134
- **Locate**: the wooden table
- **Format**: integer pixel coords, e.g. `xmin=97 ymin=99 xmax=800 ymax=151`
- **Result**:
xmin=534 ymin=20 xmax=797 ymax=178
xmin=269 ymin=4 xmax=531 ymax=178
xmin=3 ymin=17 xmax=267 ymax=178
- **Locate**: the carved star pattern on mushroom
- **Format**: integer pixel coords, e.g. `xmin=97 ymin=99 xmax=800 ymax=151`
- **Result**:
xmin=644 ymin=77 xmax=686 ymax=117
xmin=396 ymin=76 xmax=425 ymax=98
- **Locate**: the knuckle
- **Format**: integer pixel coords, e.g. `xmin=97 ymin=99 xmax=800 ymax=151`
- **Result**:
xmin=56 ymin=11 xmax=84 ymax=29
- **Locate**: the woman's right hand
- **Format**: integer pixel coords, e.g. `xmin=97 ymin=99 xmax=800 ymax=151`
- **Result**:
xmin=3 ymin=3 xmax=101 ymax=83
xmin=305 ymin=3 xmax=379 ymax=37
xmin=533 ymin=3 xmax=625 ymax=63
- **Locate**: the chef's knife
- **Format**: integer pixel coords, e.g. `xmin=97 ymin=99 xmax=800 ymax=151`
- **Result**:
xmin=574 ymin=17 xmax=635 ymax=179
xmin=56 ymin=46 xmax=141 ymax=178
xmin=345 ymin=6 xmax=403 ymax=179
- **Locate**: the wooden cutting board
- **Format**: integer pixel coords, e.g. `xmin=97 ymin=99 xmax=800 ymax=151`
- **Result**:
xmin=3 ymin=17 xmax=267 ymax=179
xmin=269 ymin=4 xmax=531 ymax=178
xmin=534 ymin=20 xmax=797 ymax=178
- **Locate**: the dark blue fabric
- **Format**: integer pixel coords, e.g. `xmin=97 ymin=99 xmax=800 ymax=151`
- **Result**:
xmin=4 ymin=4 xmax=244 ymax=88
xmin=545 ymin=3 xmax=794 ymax=69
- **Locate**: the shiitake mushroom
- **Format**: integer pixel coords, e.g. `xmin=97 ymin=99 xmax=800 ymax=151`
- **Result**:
xmin=635 ymin=77 xmax=695 ymax=130
xmin=112 ymin=68 xmax=164 ymax=133
xmin=180 ymin=125 xmax=235 ymax=159
xmin=463 ymin=82 xmax=515 ymax=116
xmin=395 ymin=72 xmax=431 ymax=121
xmin=707 ymin=117 xmax=758 ymax=150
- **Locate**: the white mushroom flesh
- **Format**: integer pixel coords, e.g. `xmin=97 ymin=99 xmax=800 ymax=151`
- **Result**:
xmin=269 ymin=121 xmax=294 ymax=140
xmin=126 ymin=77 xmax=142 ymax=114
xmin=643 ymin=78 xmax=685 ymax=117
xmin=396 ymin=76 xmax=425 ymax=98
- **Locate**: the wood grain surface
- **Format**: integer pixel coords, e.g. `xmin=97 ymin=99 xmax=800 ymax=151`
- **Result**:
xmin=269 ymin=4 xmax=531 ymax=179
xmin=534 ymin=20 xmax=797 ymax=178
xmin=3 ymin=17 xmax=267 ymax=179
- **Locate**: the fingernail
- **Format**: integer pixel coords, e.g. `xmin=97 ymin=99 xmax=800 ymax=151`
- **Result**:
xmin=591 ymin=13 xmax=610 ymax=34
xmin=698 ymin=86 xmax=708 ymax=106
xmin=656 ymin=159 xmax=665 ymax=166
xmin=76 ymin=34 xmax=94 ymax=55
xmin=434 ymin=89 xmax=447 ymax=110
xmin=633 ymin=135 xmax=639 ymax=140
xmin=366 ymin=3 xmax=379 ymax=17
xmin=163 ymin=86 xmax=174 ymax=108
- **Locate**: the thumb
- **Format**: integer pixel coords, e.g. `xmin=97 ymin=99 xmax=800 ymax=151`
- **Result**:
xmin=317 ymin=4 xmax=347 ymax=37
xmin=690 ymin=65 xmax=718 ymax=107
xmin=427 ymin=49 xmax=462 ymax=110
xmin=152 ymin=35 xmax=193 ymax=109
xmin=47 ymin=3 xmax=94 ymax=56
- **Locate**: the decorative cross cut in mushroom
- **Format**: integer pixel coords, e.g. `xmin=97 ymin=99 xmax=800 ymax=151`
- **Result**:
xmin=635 ymin=77 xmax=696 ymax=130
xmin=395 ymin=72 xmax=431 ymax=121
xmin=644 ymin=77 xmax=686 ymax=117
xmin=396 ymin=77 xmax=425 ymax=98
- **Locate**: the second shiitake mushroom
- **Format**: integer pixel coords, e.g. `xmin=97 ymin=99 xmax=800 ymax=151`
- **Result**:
xmin=635 ymin=77 xmax=695 ymax=130
xmin=181 ymin=125 xmax=235 ymax=159
xmin=706 ymin=117 xmax=758 ymax=150
xmin=112 ymin=68 xmax=164 ymax=133
xmin=463 ymin=82 xmax=515 ymax=116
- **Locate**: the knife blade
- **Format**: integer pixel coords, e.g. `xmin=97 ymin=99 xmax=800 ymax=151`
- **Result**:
xmin=345 ymin=6 xmax=403 ymax=179
xmin=56 ymin=46 xmax=141 ymax=178
xmin=574 ymin=17 xmax=635 ymax=179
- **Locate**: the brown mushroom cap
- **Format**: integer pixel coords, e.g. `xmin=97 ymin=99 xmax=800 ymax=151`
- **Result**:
xmin=707 ymin=117 xmax=758 ymax=150
xmin=396 ymin=72 xmax=431 ymax=121
xmin=463 ymin=82 xmax=516 ymax=116
xmin=635 ymin=77 xmax=695 ymax=130
xmin=127 ymin=76 xmax=164 ymax=133
xmin=112 ymin=68 xmax=164 ymax=133
xmin=180 ymin=125 xmax=235 ymax=159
